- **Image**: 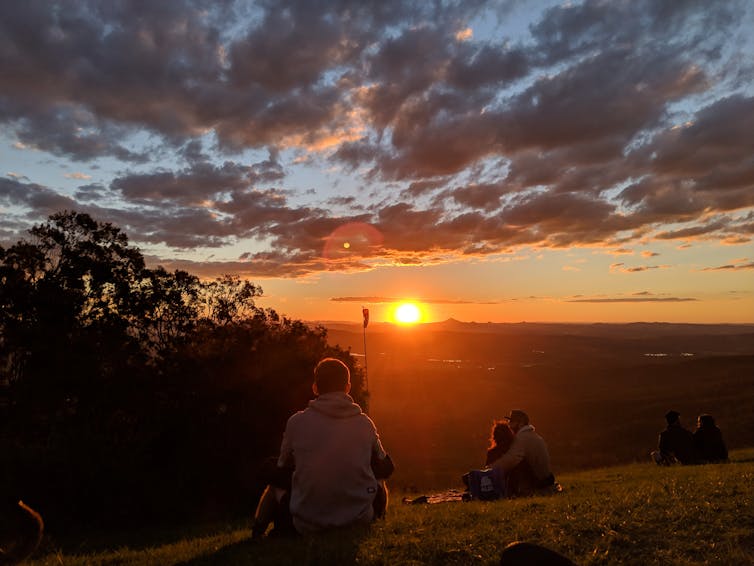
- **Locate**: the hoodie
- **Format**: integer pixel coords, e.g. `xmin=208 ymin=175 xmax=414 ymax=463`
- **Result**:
xmin=492 ymin=424 xmax=553 ymax=481
xmin=278 ymin=392 xmax=387 ymax=533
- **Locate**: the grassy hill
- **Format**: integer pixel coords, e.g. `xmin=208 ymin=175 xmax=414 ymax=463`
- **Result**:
xmin=30 ymin=449 xmax=754 ymax=565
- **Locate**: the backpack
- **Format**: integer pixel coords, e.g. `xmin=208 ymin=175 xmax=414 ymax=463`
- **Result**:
xmin=467 ymin=468 xmax=504 ymax=501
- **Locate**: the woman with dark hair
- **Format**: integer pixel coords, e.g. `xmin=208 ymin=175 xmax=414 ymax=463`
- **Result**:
xmin=486 ymin=420 xmax=516 ymax=466
xmin=694 ymin=414 xmax=729 ymax=463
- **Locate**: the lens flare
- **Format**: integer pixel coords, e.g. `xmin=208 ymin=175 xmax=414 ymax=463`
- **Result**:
xmin=323 ymin=222 xmax=383 ymax=259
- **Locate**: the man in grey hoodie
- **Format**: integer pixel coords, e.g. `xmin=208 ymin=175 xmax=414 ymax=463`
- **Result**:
xmin=276 ymin=357 xmax=393 ymax=534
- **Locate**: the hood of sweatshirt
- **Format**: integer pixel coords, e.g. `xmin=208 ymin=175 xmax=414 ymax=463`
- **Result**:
xmin=308 ymin=391 xmax=363 ymax=419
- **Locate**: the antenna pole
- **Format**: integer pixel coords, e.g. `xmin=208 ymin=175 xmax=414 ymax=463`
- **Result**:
xmin=362 ymin=306 xmax=369 ymax=392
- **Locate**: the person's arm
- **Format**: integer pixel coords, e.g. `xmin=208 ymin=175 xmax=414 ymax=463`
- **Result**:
xmin=370 ymin=429 xmax=394 ymax=479
xmin=492 ymin=437 xmax=525 ymax=472
xmin=277 ymin=419 xmax=294 ymax=469
xmin=658 ymin=431 xmax=668 ymax=454
xmin=371 ymin=452 xmax=394 ymax=479
xmin=486 ymin=446 xmax=504 ymax=467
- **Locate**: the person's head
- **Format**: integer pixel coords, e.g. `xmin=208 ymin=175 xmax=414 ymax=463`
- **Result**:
xmin=313 ymin=357 xmax=351 ymax=396
xmin=506 ymin=410 xmax=529 ymax=433
xmin=490 ymin=420 xmax=515 ymax=452
xmin=665 ymin=410 xmax=681 ymax=425
xmin=697 ymin=414 xmax=715 ymax=429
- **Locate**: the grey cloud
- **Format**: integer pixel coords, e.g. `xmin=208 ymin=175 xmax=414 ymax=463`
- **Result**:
xmin=74 ymin=183 xmax=108 ymax=202
xmin=0 ymin=177 xmax=76 ymax=214
xmin=450 ymin=182 xmax=507 ymax=211
xmin=111 ymin=157 xmax=284 ymax=205
xmin=530 ymin=0 xmax=735 ymax=65
xmin=0 ymin=0 xmax=752 ymax=276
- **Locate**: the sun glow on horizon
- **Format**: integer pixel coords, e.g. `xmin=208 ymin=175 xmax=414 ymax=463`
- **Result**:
xmin=394 ymin=302 xmax=422 ymax=325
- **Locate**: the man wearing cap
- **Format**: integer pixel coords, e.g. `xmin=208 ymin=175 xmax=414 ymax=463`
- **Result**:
xmin=275 ymin=357 xmax=393 ymax=534
xmin=490 ymin=410 xmax=556 ymax=496
xmin=652 ymin=410 xmax=695 ymax=465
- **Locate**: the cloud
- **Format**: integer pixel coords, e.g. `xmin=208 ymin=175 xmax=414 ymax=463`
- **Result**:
xmin=700 ymin=259 xmax=754 ymax=271
xmin=610 ymin=263 xmax=672 ymax=273
xmin=64 ymin=172 xmax=92 ymax=180
xmin=0 ymin=177 xmax=76 ymax=214
xmin=111 ymin=159 xmax=283 ymax=206
xmin=0 ymin=0 xmax=752 ymax=278
xmin=566 ymin=297 xmax=697 ymax=303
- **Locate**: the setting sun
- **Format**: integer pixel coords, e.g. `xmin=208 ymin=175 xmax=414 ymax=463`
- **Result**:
xmin=394 ymin=302 xmax=422 ymax=324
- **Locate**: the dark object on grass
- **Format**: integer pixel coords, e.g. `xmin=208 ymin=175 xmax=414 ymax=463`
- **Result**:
xmin=0 ymin=500 xmax=44 ymax=565
xmin=500 ymin=541 xmax=576 ymax=566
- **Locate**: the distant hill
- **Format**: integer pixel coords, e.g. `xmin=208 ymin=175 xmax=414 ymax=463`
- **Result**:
xmin=322 ymin=320 xmax=754 ymax=362
xmin=320 ymin=319 xmax=754 ymax=337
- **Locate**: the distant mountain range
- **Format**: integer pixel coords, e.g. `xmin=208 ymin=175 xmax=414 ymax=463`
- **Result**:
xmin=317 ymin=319 xmax=754 ymax=337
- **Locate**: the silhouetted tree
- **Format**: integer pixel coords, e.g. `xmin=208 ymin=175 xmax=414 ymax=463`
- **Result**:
xmin=1 ymin=211 xmax=364 ymax=529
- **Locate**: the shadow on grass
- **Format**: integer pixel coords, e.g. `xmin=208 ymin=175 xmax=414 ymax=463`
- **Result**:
xmin=175 ymin=525 xmax=371 ymax=566
xmin=41 ymin=519 xmax=251 ymax=557
xmin=173 ymin=537 xmax=257 ymax=566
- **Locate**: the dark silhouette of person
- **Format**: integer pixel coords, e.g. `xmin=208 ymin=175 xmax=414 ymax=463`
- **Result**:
xmin=653 ymin=410 xmax=695 ymax=465
xmin=693 ymin=414 xmax=729 ymax=463
xmin=253 ymin=358 xmax=393 ymax=536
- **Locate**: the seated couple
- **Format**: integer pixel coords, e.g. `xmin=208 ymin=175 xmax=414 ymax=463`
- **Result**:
xmin=253 ymin=358 xmax=394 ymax=537
xmin=652 ymin=409 xmax=729 ymax=466
xmin=466 ymin=410 xmax=558 ymax=500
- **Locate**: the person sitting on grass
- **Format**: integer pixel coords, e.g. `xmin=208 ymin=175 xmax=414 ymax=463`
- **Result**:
xmin=693 ymin=414 xmax=729 ymax=463
xmin=490 ymin=410 xmax=557 ymax=497
xmin=652 ymin=410 xmax=695 ymax=465
xmin=253 ymin=357 xmax=393 ymax=536
xmin=463 ymin=420 xmax=516 ymax=500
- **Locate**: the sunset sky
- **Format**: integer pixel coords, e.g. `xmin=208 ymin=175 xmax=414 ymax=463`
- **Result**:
xmin=1 ymin=1 xmax=753 ymax=324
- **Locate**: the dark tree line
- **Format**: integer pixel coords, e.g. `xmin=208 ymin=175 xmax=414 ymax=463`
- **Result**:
xmin=0 ymin=211 xmax=363 ymax=530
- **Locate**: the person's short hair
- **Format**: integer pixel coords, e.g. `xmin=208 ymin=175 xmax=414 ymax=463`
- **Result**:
xmin=665 ymin=410 xmax=680 ymax=424
xmin=506 ymin=410 xmax=529 ymax=425
xmin=314 ymin=358 xmax=350 ymax=394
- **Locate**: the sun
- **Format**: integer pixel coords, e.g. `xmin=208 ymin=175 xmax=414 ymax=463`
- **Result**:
xmin=394 ymin=302 xmax=422 ymax=325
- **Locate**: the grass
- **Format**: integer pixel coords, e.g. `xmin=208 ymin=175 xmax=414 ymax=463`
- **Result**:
xmin=29 ymin=449 xmax=754 ymax=565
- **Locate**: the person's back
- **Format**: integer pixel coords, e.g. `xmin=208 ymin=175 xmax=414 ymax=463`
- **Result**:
xmin=511 ymin=427 xmax=552 ymax=481
xmin=278 ymin=358 xmax=392 ymax=534
xmin=658 ymin=410 xmax=695 ymax=465
xmin=693 ymin=414 xmax=728 ymax=463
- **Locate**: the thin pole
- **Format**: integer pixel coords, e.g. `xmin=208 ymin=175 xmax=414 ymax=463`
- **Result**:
xmin=362 ymin=307 xmax=369 ymax=393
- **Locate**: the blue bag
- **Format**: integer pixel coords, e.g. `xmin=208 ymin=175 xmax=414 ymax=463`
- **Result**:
xmin=467 ymin=468 xmax=504 ymax=501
